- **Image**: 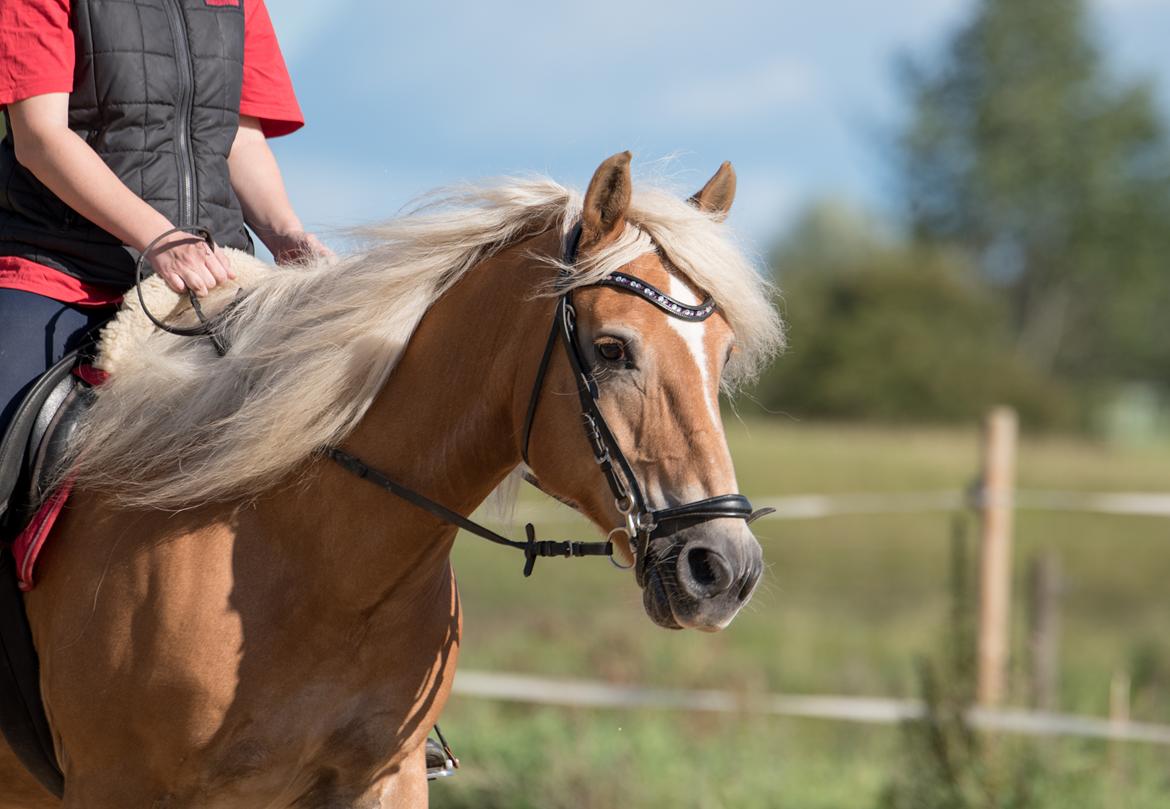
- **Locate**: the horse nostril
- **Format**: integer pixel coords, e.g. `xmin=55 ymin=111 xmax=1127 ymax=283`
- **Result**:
xmin=684 ymin=546 xmax=733 ymax=595
xmin=736 ymin=564 xmax=761 ymax=602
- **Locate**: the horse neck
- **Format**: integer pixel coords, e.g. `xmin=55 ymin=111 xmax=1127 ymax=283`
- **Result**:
xmin=292 ymin=230 xmax=561 ymax=602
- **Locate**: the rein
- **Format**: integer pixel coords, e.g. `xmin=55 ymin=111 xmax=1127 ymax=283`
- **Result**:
xmin=325 ymin=446 xmax=613 ymax=577
xmin=135 ymin=223 xmax=771 ymax=579
xmin=134 ymin=225 xmax=236 ymax=357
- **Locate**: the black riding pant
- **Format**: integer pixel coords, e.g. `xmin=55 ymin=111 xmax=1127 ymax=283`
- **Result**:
xmin=0 ymin=289 xmax=113 ymax=438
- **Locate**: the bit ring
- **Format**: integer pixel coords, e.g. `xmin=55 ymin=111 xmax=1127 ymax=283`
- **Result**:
xmin=607 ymin=526 xmax=635 ymax=570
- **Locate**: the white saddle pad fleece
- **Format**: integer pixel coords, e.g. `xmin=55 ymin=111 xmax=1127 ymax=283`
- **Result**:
xmin=95 ymin=248 xmax=272 ymax=376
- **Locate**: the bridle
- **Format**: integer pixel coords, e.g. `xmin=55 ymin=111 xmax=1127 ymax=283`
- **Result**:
xmin=138 ymin=224 xmax=771 ymax=582
xmin=329 ymin=222 xmax=772 ymax=583
xmin=518 ymin=223 xmax=772 ymax=584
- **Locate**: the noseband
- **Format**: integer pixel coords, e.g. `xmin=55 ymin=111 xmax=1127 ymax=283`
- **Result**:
xmin=327 ymin=223 xmax=771 ymax=581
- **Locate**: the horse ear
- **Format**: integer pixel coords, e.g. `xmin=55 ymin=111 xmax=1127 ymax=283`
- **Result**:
xmin=688 ymin=161 xmax=736 ymax=221
xmin=581 ymin=151 xmax=632 ymax=248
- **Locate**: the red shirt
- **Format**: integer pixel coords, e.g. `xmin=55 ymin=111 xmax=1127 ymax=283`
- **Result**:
xmin=0 ymin=0 xmax=304 ymax=305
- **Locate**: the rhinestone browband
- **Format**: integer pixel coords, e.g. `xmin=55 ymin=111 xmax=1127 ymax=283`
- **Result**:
xmin=598 ymin=273 xmax=717 ymax=322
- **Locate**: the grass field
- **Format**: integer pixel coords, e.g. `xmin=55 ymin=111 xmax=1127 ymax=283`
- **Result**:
xmin=431 ymin=419 xmax=1170 ymax=808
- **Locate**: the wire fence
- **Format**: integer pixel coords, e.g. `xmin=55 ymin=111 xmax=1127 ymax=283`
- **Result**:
xmin=468 ymin=414 xmax=1170 ymax=745
xmin=511 ymin=488 xmax=1170 ymax=523
xmin=453 ymin=670 xmax=1170 ymax=746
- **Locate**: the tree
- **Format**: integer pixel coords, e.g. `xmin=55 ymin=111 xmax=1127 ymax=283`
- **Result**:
xmin=760 ymin=201 xmax=1070 ymax=428
xmin=898 ymin=0 xmax=1170 ymax=383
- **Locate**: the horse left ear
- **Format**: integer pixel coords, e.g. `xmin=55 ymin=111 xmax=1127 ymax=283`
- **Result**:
xmin=581 ymin=151 xmax=633 ymax=249
xmin=688 ymin=161 xmax=736 ymax=222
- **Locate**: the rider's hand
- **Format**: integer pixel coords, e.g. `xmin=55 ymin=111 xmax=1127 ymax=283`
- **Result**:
xmin=270 ymin=231 xmax=335 ymax=266
xmin=147 ymin=230 xmax=236 ymax=296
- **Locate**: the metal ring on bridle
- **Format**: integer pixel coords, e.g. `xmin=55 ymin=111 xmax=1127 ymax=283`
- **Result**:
xmin=606 ymin=527 xmax=635 ymax=570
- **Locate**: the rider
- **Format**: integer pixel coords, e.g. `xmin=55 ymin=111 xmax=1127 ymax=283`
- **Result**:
xmin=0 ymin=0 xmax=330 ymax=441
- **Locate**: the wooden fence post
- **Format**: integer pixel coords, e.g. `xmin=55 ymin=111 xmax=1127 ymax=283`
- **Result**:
xmin=1109 ymin=669 xmax=1131 ymax=788
xmin=977 ymin=407 xmax=1018 ymax=708
xmin=1027 ymin=552 xmax=1062 ymax=712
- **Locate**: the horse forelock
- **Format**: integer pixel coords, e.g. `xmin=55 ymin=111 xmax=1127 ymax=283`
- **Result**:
xmin=63 ymin=175 xmax=782 ymax=510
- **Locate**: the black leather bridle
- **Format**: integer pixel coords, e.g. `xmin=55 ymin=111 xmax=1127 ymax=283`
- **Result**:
xmin=329 ymin=222 xmax=772 ymax=582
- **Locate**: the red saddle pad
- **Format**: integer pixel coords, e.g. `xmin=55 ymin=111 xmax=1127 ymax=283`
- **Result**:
xmin=12 ymin=478 xmax=73 ymax=592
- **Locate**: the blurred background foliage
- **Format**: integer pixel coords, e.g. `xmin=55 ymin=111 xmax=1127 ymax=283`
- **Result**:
xmin=434 ymin=421 xmax=1170 ymax=809
xmin=429 ymin=1 xmax=1170 ymax=805
xmin=753 ymin=0 xmax=1170 ymax=435
xmin=760 ymin=202 xmax=1071 ymax=427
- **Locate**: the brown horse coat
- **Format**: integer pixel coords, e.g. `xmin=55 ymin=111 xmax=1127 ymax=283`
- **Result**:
xmin=0 ymin=155 xmax=781 ymax=807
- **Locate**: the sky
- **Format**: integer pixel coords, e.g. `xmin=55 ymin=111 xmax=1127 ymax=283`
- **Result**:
xmin=264 ymin=0 xmax=1170 ymax=254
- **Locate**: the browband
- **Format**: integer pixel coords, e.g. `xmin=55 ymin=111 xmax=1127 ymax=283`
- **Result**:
xmin=597 ymin=273 xmax=716 ymax=322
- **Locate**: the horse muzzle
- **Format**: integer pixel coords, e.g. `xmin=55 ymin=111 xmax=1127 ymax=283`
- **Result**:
xmin=640 ymin=520 xmax=763 ymax=631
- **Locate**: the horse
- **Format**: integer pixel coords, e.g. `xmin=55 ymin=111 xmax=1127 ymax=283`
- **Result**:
xmin=0 ymin=152 xmax=782 ymax=807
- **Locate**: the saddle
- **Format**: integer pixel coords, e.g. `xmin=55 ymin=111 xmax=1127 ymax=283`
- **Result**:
xmin=0 ymin=350 xmax=95 ymax=540
xmin=0 ymin=349 xmax=97 ymax=798
xmin=0 ymin=267 xmax=248 ymax=797
xmin=0 ymin=270 xmax=228 ymax=797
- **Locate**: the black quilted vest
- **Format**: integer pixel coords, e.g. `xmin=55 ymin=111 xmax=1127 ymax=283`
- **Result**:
xmin=0 ymin=0 xmax=253 ymax=289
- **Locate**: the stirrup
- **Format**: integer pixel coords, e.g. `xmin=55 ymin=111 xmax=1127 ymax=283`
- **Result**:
xmin=425 ymin=725 xmax=458 ymax=781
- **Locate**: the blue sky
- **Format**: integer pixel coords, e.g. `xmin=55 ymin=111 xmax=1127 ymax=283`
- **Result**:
xmin=265 ymin=0 xmax=1170 ymax=253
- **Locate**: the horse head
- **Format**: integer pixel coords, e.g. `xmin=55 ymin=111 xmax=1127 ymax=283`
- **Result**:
xmin=524 ymin=153 xmax=766 ymax=632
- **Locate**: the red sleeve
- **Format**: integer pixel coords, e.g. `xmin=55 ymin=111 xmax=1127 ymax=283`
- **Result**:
xmin=241 ymin=0 xmax=304 ymax=138
xmin=0 ymin=0 xmax=75 ymax=107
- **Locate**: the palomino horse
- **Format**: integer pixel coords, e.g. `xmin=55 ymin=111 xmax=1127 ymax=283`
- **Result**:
xmin=0 ymin=153 xmax=781 ymax=807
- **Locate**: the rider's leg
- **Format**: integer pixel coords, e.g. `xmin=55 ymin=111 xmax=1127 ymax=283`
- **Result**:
xmin=0 ymin=289 xmax=112 ymax=437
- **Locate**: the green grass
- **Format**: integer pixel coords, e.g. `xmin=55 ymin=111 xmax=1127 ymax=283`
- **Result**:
xmin=432 ymin=420 xmax=1170 ymax=808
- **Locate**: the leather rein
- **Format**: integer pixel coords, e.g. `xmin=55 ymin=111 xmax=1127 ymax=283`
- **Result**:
xmin=328 ymin=222 xmax=772 ymax=582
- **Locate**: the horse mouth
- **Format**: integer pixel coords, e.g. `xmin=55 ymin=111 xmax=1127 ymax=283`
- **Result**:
xmin=642 ymin=562 xmax=682 ymax=630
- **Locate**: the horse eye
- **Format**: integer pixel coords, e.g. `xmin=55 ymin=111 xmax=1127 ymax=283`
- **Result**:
xmin=594 ymin=339 xmax=627 ymax=364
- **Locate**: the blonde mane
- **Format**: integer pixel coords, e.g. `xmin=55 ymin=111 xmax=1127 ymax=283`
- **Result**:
xmin=67 ymin=176 xmax=783 ymax=509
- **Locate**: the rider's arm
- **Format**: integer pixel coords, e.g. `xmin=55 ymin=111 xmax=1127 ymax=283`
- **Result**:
xmin=228 ymin=115 xmax=330 ymax=264
xmin=7 ymin=93 xmax=233 ymax=295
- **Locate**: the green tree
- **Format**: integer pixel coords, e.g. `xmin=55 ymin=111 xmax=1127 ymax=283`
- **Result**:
xmin=759 ymin=200 xmax=1070 ymax=427
xmin=898 ymin=0 xmax=1170 ymax=383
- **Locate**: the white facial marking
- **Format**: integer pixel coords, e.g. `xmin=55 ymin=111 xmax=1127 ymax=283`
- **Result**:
xmin=666 ymin=275 xmax=721 ymax=430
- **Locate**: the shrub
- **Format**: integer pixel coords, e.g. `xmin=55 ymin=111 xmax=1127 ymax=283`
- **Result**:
xmin=754 ymin=239 xmax=1072 ymax=429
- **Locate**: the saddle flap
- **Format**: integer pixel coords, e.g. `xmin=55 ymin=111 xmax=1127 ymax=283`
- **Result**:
xmin=0 ymin=350 xmax=80 ymax=527
xmin=27 ymin=383 xmax=90 ymax=507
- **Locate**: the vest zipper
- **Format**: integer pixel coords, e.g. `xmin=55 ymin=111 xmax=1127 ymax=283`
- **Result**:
xmin=163 ymin=0 xmax=198 ymax=227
